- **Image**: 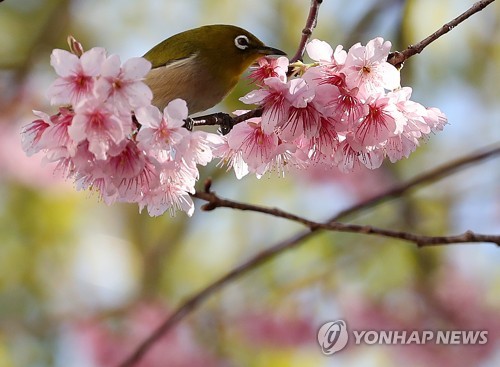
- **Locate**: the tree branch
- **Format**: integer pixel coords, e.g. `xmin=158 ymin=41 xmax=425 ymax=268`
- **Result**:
xmin=290 ymin=0 xmax=323 ymax=63
xmin=334 ymin=143 xmax=500 ymax=219
xmin=192 ymin=191 xmax=500 ymax=247
xmin=116 ymin=143 xmax=500 ymax=367
xmin=388 ymin=0 xmax=496 ymax=67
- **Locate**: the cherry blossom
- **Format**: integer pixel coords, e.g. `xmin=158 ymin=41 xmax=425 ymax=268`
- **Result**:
xmin=300 ymin=115 xmax=340 ymax=163
xmin=21 ymin=110 xmax=50 ymax=156
xmin=70 ymin=98 xmax=131 ymax=160
xmin=48 ymin=47 xmax=106 ymax=106
xmin=227 ymin=118 xmax=279 ymax=171
xmin=94 ymin=54 xmax=153 ymax=109
xmin=140 ymin=179 xmax=195 ymax=217
xmin=249 ymin=56 xmax=289 ymax=84
xmin=181 ymin=130 xmax=223 ymax=168
xmin=136 ymin=100 xmax=190 ymax=162
xmin=306 ymin=39 xmax=346 ymax=68
xmin=343 ymin=37 xmax=400 ymax=94
xmin=354 ymin=94 xmax=405 ymax=147
xmin=213 ymin=140 xmax=250 ymax=179
xmin=139 ymin=158 xmax=197 ymax=216
xmin=240 ymin=76 xmax=291 ymax=135
xmin=256 ymin=142 xmax=308 ymax=178
xmin=425 ymin=107 xmax=448 ymax=132
xmin=21 ymin=36 xmax=448 ymax=216
xmin=41 ymin=107 xmax=77 ymax=160
xmin=280 ymin=78 xmax=320 ymax=141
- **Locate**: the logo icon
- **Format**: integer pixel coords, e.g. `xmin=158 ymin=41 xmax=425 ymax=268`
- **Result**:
xmin=317 ymin=320 xmax=349 ymax=355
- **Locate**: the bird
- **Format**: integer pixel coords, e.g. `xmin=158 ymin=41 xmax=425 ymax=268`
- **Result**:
xmin=142 ymin=24 xmax=286 ymax=114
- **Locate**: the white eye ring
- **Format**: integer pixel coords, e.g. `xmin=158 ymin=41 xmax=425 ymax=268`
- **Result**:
xmin=234 ymin=35 xmax=250 ymax=50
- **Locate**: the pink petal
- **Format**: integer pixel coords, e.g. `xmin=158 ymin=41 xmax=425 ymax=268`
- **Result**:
xmin=135 ymin=105 xmax=162 ymax=128
xmin=126 ymin=82 xmax=153 ymax=108
xmin=50 ymin=49 xmax=80 ymax=77
xmin=367 ymin=37 xmax=391 ymax=61
xmin=122 ymin=57 xmax=152 ymax=79
xmin=68 ymin=114 xmax=88 ymax=143
xmin=306 ymin=39 xmax=333 ymax=62
xmin=379 ymin=63 xmax=400 ymax=90
xmin=88 ymin=137 xmax=111 ymax=160
xmin=93 ymin=77 xmax=113 ymax=102
xmin=240 ymin=89 xmax=269 ymax=105
xmin=80 ymin=47 xmax=107 ymax=76
xmin=164 ymin=98 xmax=188 ymax=121
xmin=136 ymin=128 xmax=155 ymax=149
xmin=47 ymin=78 xmax=72 ymax=105
xmin=105 ymin=115 xmax=127 ymax=144
xmin=100 ymin=54 xmax=121 ymax=78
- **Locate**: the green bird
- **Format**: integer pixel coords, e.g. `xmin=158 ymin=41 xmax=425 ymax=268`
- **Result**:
xmin=143 ymin=24 xmax=286 ymax=114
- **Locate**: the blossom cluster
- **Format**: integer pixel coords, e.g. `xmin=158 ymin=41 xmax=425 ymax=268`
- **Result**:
xmin=216 ymin=37 xmax=447 ymax=178
xmin=21 ymin=37 xmax=447 ymax=216
xmin=21 ymin=45 xmax=221 ymax=216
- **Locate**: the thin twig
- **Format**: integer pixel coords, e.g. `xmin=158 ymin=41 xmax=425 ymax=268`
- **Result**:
xmin=334 ymin=143 xmax=500 ymax=219
xmin=388 ymin=0 xmax=496 ymax=67
xmin=116 ymin=143 xmax=500 ymax=367
xmin=290 ymin=0 xmax=323 ymax=63
xmin=193 ymin=190 xmax=500 ymax=246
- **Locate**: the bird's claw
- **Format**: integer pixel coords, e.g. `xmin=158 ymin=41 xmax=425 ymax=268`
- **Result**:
xmin=183 ymin=117 xmax=194 ymax=131
xmin=217 ymin=113 xmax=234 ymax=135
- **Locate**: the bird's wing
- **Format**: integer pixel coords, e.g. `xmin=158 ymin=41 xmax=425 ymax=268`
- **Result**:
xmin=161 ymin=52 xmax=199 ymax=70
xmin=143 ymin=37 xmax=198 ymax=69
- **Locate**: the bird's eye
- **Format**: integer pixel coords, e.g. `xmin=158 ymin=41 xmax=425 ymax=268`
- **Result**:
xmin=234 ymin=35 xmax=250 ymax=50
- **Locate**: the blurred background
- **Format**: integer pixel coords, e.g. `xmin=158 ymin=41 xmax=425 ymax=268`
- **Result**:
xmin=0 ymin=0 xmax=499 ymax=366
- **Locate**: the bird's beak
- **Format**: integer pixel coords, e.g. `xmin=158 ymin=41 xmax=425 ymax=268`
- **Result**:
xmin=258 ymin=46 xmax=287 ymax=56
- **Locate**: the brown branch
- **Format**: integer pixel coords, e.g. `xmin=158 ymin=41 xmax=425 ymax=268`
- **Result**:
xmin=334 ymin=143 xmax=500 ymax=219
xmin=290 ymin=0 xmax=323 ymax=63
xmin=116 ymin=235 xmax=304 ymax=367
xmin=388 ymin=0 xmax=496 ymax=67
xmin=192 ymin=190 xmax=500 ymax=246
xmin=116 ymin=143 xmax=500 ymax=367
